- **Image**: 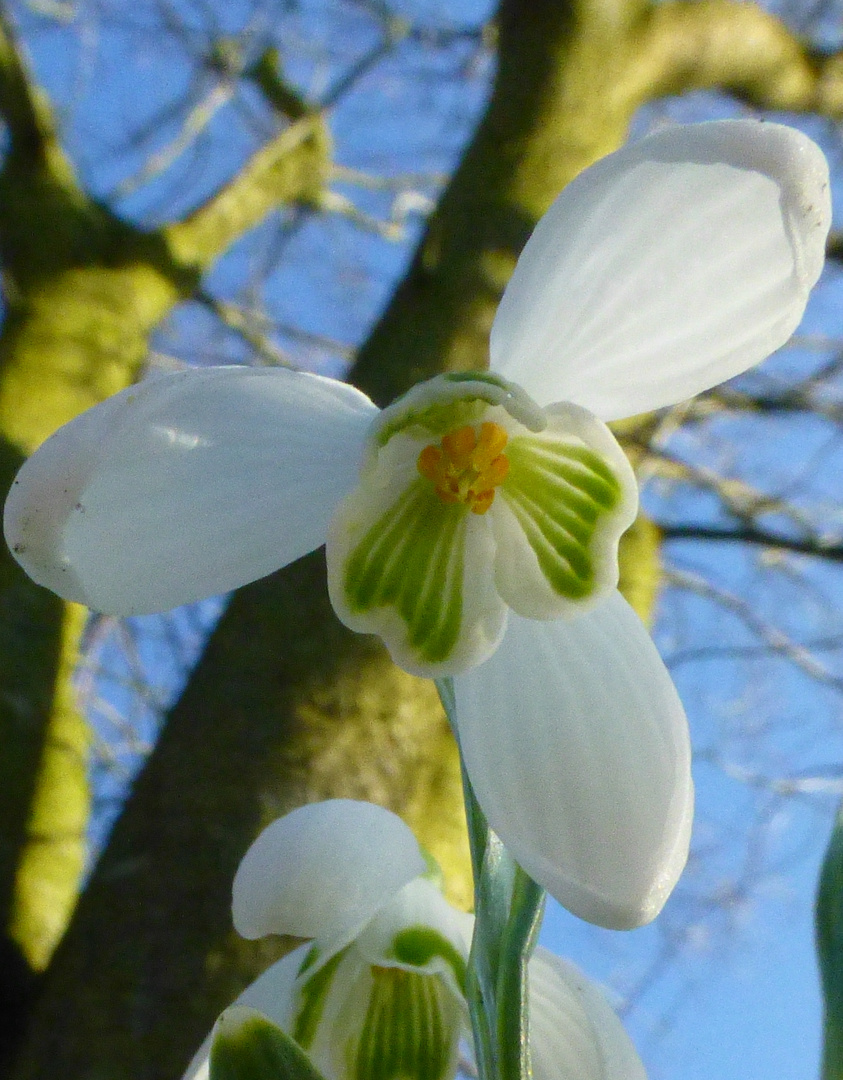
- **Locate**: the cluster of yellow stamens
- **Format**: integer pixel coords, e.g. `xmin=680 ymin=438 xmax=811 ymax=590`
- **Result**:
xmin=417 ymin=422 xmax=510 ymax=515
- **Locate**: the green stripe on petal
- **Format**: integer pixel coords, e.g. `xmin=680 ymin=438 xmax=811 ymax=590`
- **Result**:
xmin=502 ymin=435 xmax=622 ymax=600
xmin=342 ymin=482 xmax=468 ymax=666
xmin=348 ymin=969 xmax=460 ymax=1080
xmin=293 ymin=948 xmax=348 ymax=1050
xmin=298 ymin=943 xmax=320 ymax=976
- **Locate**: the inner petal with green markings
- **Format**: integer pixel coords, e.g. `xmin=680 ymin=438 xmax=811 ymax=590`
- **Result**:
xmin=344 ymin=965 xmax=462 ymax=1080
xmin=341 ymin=481 xmax=470 ymax=665
xmin=326 ymin=374 xmax=638 ymax=677
xmin=288 ymin=918 xmax=467 ymax=1080
xmin=503 ymin=434 xmax=621 ymax=597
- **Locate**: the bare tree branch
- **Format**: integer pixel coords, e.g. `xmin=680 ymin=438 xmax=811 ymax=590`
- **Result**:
xmin=661 ymin=523 xmax=843 ymax=562
xmin=0 ymin=8 xmax=51 ymax=165
xmin=641 ymin=0 xmax=843 ymax=115
xmin=165 ymin=112 xmax=331 ymax=269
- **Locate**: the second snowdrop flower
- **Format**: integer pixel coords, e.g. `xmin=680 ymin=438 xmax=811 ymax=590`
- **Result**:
xmin=183 ymin=801 xmax=648 ymax=1080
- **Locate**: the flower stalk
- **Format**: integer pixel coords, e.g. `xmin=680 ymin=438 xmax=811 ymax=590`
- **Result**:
xmin=438 ymin=677 xmax=545 ymax=1080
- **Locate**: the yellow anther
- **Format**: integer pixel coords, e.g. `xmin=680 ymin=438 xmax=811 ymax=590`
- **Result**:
xmin=473 ymin=422 xmax=509 ymax=469
xmin=417 ymin=444 xmax=444 ymax=482
xmin=417 ymin=422 xmax=509 ymax=514
xmin=441 ymin=425 xmax=477 ymax=468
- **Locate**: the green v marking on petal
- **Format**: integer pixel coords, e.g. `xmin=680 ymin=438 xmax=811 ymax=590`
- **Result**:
xmin=343 ymin=481 xmax=468 ymax=665
xmin=502 ymin=435 xmax=622 ymax=600
xmin=389 ymin=925 xmax=467 ymax=996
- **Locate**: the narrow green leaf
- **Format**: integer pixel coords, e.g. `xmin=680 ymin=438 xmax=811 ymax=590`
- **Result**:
xmin=818 ymin=804 xmax=843 ymax=1080
xmin=209 ymin=1006 xmax=329 ymax=1080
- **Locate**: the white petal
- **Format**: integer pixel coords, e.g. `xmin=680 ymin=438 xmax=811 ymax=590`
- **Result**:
xmin=453 ymin=591 xmax=693 ymax=929
xmin=529 ymin=949 xmax=646 ymax=1080
xmin=4 ymin=366 xmax=378 ymax=614
xmin=355 ymin=877 xmax=473 ymax=1000
xmin=232 ymin=801 xmax=427 ymax=956
xmin=491 ymin=120 xmax=830 ymax=419
xmin=182 ymin=944 xmax=309 ymax=1080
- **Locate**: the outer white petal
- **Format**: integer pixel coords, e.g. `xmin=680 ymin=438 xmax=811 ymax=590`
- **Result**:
xmin=453 ymin=591 xmax=693 ymax=929
xmin=529 ymin=949 xmax=646 ymax=1080
xmin=232 ymin=801 xmax=427 ymax=956
xmin=491 ymin=120 xmax=830 ymax=419
xmin=182 ymin=943 xmax=309 ymax=1080
xmin=4 ymin=366 xmax=378 ymax=614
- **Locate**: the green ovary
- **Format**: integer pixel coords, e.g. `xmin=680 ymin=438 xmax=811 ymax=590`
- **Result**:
xmin=502 ymin=435 xmax=622 ymax=599
xmin=347 ymin=967 xmax=460 ymax=1080
xmin=343 ymin=482 xmax=467 ymax=665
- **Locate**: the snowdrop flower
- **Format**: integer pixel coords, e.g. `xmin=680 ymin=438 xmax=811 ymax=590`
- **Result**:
xmin=183 ymin=800 xmax=647 ymax=1080
xmin=5 ymin=120 xmax=830 ymax=929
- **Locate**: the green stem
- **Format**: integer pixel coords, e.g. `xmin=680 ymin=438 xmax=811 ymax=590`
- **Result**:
xmin=467 ymin=775 xmax=505 ymax=1080
xmin=436 ymin=678 xmax=545 ymax=1080
xmin=496 ymin=868 xmax=544 ymax=1080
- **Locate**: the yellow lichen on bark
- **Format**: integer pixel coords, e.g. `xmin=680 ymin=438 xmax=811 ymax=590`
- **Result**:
xmin=8 ymin=603 xmax=89 ymax=971
xmin=0 ymin=15 xmax=333 ymax=986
